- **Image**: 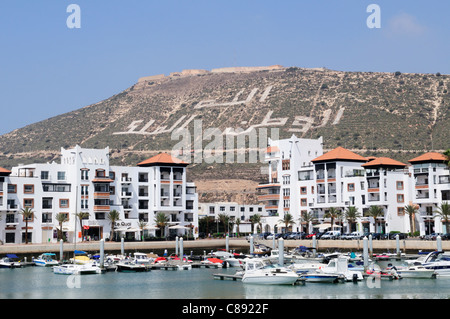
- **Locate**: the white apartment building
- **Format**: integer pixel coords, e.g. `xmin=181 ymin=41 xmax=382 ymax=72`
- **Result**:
xmin=198 ymin=202 xmax=266 ymax=234
xmin=257 ymin=135 xmax=450 ymax=236
xmin=0 ymin=146 xmax=199 ymax=244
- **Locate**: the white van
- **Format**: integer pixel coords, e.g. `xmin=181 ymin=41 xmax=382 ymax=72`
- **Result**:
xmin=321 ymin=231 xmax=341 ymax=240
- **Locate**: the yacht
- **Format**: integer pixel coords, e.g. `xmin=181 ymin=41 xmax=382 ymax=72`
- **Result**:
xmin=391 ymin=265 xmax=436 ymax=279
xmin=241 ymin=259 xmax=299 ymax=285
xmin=320 ymin=257 xmax=363 ymax=281
xmin=53 ymin=263 xmax=103 ymax=275
xmin=419 ymin=251 xmax=450 ymax=276
xmin=34 ymin=253 xmax=60 ymax=267
xmin=133 ymin=252 xmax=154 ymax=265
xmin=0 ymin=254 xmax=22 ymax=268
xmin=116 ymin=259 xmax=149 ymax=272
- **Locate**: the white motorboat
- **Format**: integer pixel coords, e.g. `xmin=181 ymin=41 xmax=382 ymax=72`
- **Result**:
xmin=299 ymin=272 xmax=341 ymax=283
xmin=288 ymin=262 xmax=324 ymax=274
xmin=320 ymin=257 xmax=364 ymax=282
xmin=416 ymin=251 xmax=450 ymax=276
xmin=224 ymin=257 xmax=243 ymax=267
xmin=0 ymin=254 xmax=22 ymax=268
xmin=116 ymin=259 xmax=149 ymax=272
xmin=392 ymin=265 xmax=436 ymax=279
xmin=241 ymin=259 xmax=299 ymax=285
xmin=265 ymin=249 xmax=296 ymax=263
xmin=34 ymin=253 xmax=59 ymax=267
xmin=133 ymin=252 xmax=153 ymax=265
xmin=53 ymin=263 xmax=103 ymax=275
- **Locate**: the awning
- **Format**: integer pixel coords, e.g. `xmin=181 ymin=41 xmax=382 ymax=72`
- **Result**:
xmin=169 ymin=225 xmax=190 ymax=230
xmin=6 ymin=254 xmax=18 ymax=259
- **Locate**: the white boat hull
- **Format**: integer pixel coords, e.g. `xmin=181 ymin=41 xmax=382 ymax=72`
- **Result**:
xmin=53 ymin=264 xmax=102 ymax=275
xmin=35 ymin=260 xmax=59 ymax=267
xmin=242 ymin=273 xmax=298 ymax=285
xmin=397 ymin=270 xmax=436 ymax=279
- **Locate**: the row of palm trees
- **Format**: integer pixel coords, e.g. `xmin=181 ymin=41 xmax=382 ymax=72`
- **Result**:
xmin=13 ymin=208 xmax=174 ymax=244
xmin=7 ymin=201 xmax=450 ymax=244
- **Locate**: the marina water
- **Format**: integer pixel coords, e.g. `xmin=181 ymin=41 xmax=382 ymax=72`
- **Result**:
xmin=2 ymin=265 xmax=450 ymax=299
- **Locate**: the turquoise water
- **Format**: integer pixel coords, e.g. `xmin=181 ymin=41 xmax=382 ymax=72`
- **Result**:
xmin=1 ymin=266 xmax=450 ymax=299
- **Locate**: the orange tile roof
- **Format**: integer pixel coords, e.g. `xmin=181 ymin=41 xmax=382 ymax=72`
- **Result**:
xmin=311 ymin=147 xmax=367 ymax=163
xmin=266 ymin=146 xmax=280 ymax=153
xmin=0 ymin=167 xmax=11 ymax=175
xmin=137 ymin=153 xmax=189 ymax=167
xmin=362 ymin=157 xmax=407 ymax=167
xmin=409 ymin=152 xmax=447 ymax=163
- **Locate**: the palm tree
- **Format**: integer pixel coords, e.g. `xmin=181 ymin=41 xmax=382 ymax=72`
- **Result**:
xmin=299 ymin=211 xmax=315 ymax=234
xmin=107 ymin=210 xmax=120 ymax=241
xmin=368 ymin=205 xmax=384 ymax=233
xmin=218 ymin=213 xmax=230 ymax=233
xmin=324 ymin=207 xmax=341 ymax=231
xmin=55 ymin=213 xmax=68 ymax=241
xmin=404 ymin=204 xmax=418 ymax=235
xmin=75 ymin=212 xmax=90 ymax=241
xmin=435 ymin=202 xmax=450 ymax=234
xmin=250 ymin=214 xmax=262 ymax=234
xmin=154 ymin=212 xmax=169 ymax=238
xmin=20 ymin=207 xmax=34 ymax=244
xmin=279 ymin=213 xmax=295 ymax=233
xmin=345 ymin=206 xmax=361 ymax=233
xmin=138 ymin=220 xmax=147 ymax=241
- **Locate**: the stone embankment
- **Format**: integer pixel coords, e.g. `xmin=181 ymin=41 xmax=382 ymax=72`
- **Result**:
xmin=0 ymin=238 xmax=448 ymax=255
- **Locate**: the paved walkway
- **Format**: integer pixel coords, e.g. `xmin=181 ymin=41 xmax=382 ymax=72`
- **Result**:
xmin=0 ymin=238 xmax=448 ymax=255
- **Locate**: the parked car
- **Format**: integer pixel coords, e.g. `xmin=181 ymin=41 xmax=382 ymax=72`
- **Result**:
xmin=370 ymin=233 xmax=383 ymax=240
xmin=441 ymin=233 xmax=450 ymax=240
xmin=347 ymin=231 xmax=363 ymax=240
xmin=423 ymin=233 xmax=443 ymax=240
xmin=340 ymin=233 xmax=352 ymax=240
xmin=288 ymin=232 xmax=305 ymax=240
xmin=320 ymin=231 xmax=341 ymax=240
xmin=387 ymin=232 xmax=408 ymax=240
xmin=267 ymin=233 xmax=282 ymax=240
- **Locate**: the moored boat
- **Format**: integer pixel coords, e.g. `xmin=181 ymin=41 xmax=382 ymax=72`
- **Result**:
xmin=34 ymin=253 xmax=59 ymax=267
xmin=53 ymin=263 xmax=103 ymax=275
xmin=241 ymin=259 xmax=299 ymax=285
xmin=116 ymin=260 xmax=149 ymax=272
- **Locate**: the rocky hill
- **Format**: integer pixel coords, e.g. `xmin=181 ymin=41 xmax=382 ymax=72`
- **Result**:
xmin=0 ymin=66 xmax=449 ymax=203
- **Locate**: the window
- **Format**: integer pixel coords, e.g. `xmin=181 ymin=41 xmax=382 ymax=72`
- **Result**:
xmin=301 ymin=198 xmax=307 ymax=206
xmin=81 ymin=185 xmax=89 ymax=196
xmin=397 ymin=194 xmax=404 ymax=203
xmin=300 ymin=187 xmax=307 ymax=195
xmin=209 ymin=206 xmax=215 ymax=214
xmin=57 ymin=171 xmax=66 ymax=181
xmin=282 ymin=175 xmax=290 ymax=185
xmin=24 ymin=185 xmax=34 ymax=194
xmin=230 ymin=206 xmax=235 ymax=212
xmin=8 ymin=184 xmax=17 ymax=193
xmin=347 ymin=183 xmax=355 ymax=192
xmin=81 ymin=169 xmax=89 ymax=180
xmin=282 ymin=160 xmax=290 ymax=171
xmin=41 ymin=171 xmax=49 ymax=180
xmin=81 ymin=199 xmax=88 ymax=209
xmin=240 ymin=207 xmax=245 ymax=212
xmin=397 ymin=207 xmax=405 ymax=216
xmin=283 ymin=188 xmax=290 ymax=196
xmin=396 ymin=181 xmax=404 ymax=190
xmin=60 ymin=199 xmax=69 ymax=208
xmin=283 ymin=200 xmax=290 ymax=208
xmin=23 ymin=199 xmax=34 ymax=209
xmin=220 ymin=206 xmax=225 ymax=212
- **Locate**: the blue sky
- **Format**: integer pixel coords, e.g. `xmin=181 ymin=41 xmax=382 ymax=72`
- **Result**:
xmin=0 ymin=1 xmax=449 ymax=135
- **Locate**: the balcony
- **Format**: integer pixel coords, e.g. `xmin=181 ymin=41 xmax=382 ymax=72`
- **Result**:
xmin=257 ymin=194 xmax=280 ymax=201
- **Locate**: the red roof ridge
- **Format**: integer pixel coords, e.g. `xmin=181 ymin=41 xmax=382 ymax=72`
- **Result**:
xmin=137 ymin=152 xmax=189 ymax=167
xmin=312 ymin=147 xmax=367 ymax=163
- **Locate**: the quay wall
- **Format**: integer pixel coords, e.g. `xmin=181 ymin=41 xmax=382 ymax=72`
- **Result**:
xmin=1 ymin=238 xmax=449 ymax=255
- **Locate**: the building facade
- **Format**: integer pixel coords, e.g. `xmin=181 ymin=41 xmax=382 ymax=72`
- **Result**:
xmin=257 ymin=135 xmax=450 ymax=236
xmin=0 ymin=146 xmax=199 ymax=244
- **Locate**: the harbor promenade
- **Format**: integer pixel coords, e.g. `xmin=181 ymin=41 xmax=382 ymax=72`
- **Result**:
xmin=0 ymin=237 xmax=449 ymax=255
